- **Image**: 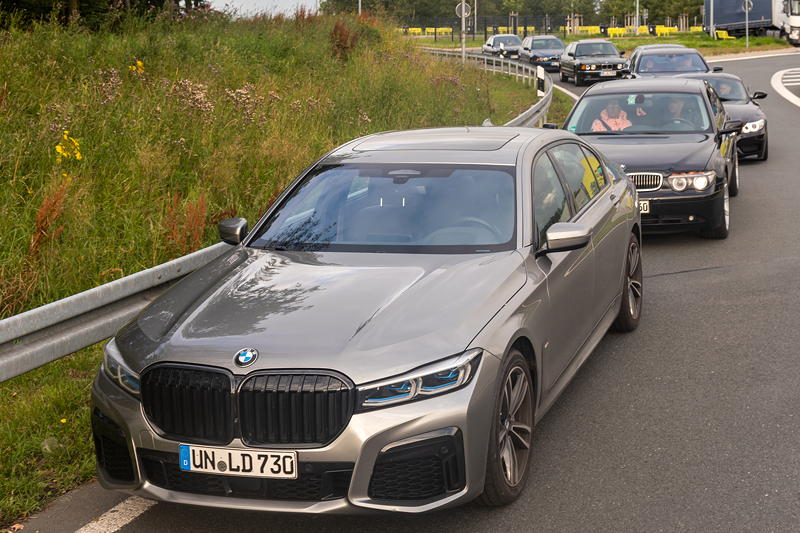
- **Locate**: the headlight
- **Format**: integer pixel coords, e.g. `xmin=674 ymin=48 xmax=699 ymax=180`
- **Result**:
xmin=742 ymin=119 xmax=765 ymax=133
xmin=668 ymin=171 xmax=716 ymax=192
xmin=590 ymin=64 xmax=597 ymax=70
xmin=617 ymin=63 xmax=623 ymax=69
xmin=357 ymin=349 xmax=482 ymax=411
xmin=103 ymin=338 xmax=141 ymax=397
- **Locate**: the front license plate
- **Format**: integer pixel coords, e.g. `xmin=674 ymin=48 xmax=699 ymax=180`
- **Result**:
xmin=600 ymin=70 xmax=616 ymax=77
xmin=639 ymin=200 xmax=650 ymax=214
xmin=179 ymin=444 xmax=297 ymax=479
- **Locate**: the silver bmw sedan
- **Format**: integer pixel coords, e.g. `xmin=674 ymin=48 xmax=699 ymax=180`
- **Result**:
xmin=92 ymin=127 xmax=642 ymax=514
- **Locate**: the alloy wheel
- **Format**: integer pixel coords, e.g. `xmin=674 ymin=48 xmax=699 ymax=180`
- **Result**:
xmin=723 ymin=183 xmax=730 ymax=230
xmin=498 ymin=366 xmax=533 ymax=486
xmin=626 ymin=240 xmax=643 ymax=320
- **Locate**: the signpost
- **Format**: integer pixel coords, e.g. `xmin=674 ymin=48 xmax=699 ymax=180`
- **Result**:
xmin=456 ymin=1 xmax=471 ymax=63
xmin=743 ymin=0 xmax=753 ymax=48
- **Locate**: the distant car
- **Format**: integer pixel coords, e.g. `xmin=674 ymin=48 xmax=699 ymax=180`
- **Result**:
xmin=482 ymin=34 xmax=523 ymax=59
xmin=678 ymin=73 xmax=769 ymax=160
xmin=519 ymin=35 xmax=565 ymax=70
xmin=559 ymin=39 xmax=626 ymax=86
xmin=628 ymin=47 xmax=721 ymax=78
xmin=563 ymin=78 xmax=743 ymax=239
xmin=91 ymin=126 xmax=643 ymax=514
xmin=624 ymin=44 xmax=687 ymax=74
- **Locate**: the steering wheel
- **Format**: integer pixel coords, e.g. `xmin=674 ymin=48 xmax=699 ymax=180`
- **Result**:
xmin=451 ymin=216 xmax=505 ymax=241
xmin=662 ymin=117 xmax=695 ymax=129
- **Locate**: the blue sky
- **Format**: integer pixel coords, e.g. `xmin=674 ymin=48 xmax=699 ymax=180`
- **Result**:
xmin=209 ymin=0 xmax=318 ymax=15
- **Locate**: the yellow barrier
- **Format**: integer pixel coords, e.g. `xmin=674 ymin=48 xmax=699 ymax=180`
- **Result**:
xmin=638 ymin=25 xmax=649 ymax=34
xmin=608 ymin=27 xmax=627 ymax=38
xmin=425 ymin=27 xmax=436 ymax=35
xmin=690 ymin=26 xmax=703 ymax=32
xmin=716 ymin=30 xmax=736 ymax=39
xmin=526 ymin=26 xmax=536 ymax=33
xmin=408 ymin=27 xmax=422 ymax=35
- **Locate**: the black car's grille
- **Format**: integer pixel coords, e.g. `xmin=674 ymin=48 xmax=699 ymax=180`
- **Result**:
xmin=141 ymin=365 xmax=234 ymax=445
xmin=628 ymin=172 xmax=664 ymax=191
xmin=92 ymin=408 xmax=136 ymax=483
xmin=139 ymin=449 xmax=352 ymax=501
xmin=368 ymin=431 xmax=465 ymax=502
xmin=239 ymin=373 xmax=355 ymax=447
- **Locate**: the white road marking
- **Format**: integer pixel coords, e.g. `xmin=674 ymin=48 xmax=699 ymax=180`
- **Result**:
xmin=707 ymin=50 xmax=800 ymax=63
xmin=771 ymin=68 xmax=800 ymax=109
xmin=74 ymin=497 xmax=156 ymax=533
xmin=553 ymin=83 xmax=580 ymax=101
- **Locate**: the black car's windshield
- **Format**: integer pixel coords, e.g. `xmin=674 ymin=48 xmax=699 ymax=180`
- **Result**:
xmin=565 ymin=92 xmax=713 ymax=134
xmin=533 ymin=38 xmax=563 ymax=49
xmin=792 ymin=0 xmax=800 ymax=14
xmin=638 ymin=52 xmax=708 ymax=73
xmin=575 ymin=42 xmax=618 ymax=56
xmin=706 ymin=78 xmax=749 ymax=103
xmin=495 ymin=35 xmax=522 ymax=46
xmin=249 ymin=164 xmax=516 ymax=253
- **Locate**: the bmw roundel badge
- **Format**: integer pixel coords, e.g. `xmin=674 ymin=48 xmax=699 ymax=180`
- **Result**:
xmin=234 ymin=348 xmax=258 ymax=367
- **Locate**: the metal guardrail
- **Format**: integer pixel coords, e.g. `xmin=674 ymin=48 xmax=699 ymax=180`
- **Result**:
xmin=421 ymin=48 xmax=554 ymax=127
xmin=0 ymin=48 xmax=555 ymax=384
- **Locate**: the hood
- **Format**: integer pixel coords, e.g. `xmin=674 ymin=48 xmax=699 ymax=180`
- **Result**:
xmin=532 ymin=48 xmax=562 ymax=57
xmin=579 ymin=55 xmax=624 ymax=63
xmin=115 ymin=247 xmax=526 ymax=384
xmin=721 ymin=102 xmax=765 ymax=124
xmin=584 ymin=133 xmax=716 ymax=172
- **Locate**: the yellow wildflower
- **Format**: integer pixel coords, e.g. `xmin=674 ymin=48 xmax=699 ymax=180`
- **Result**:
xmin=59 ymin=418 xmax=67 ymax=423
xmin=128 ymin=59 xmax=145 ymax=75
xmin=55 ymin=132 xmax=82 ymax=162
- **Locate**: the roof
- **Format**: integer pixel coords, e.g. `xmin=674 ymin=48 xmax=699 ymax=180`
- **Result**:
xmin=582 ymin=78 xmax=709 ymax=96
xmin=675 ymin=72 xmax=745 ymax=82
xmin=531 ymin=34 xmax=563 ymax=39
xmin=634 ymin=44 xmax=687 ymax=50
xmin=639 ymin=47 xmax=702 ymax=56
xmin=575 ymin=38 xmax=614 ymax=44
xmin=325 ymin=127 xmax=572 ymax=166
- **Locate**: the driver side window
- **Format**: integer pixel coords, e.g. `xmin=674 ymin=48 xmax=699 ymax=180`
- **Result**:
xmin=532 ymin=154 xmax=571 ymax=248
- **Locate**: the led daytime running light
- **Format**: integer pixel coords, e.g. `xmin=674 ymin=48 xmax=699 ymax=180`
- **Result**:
xmin=668 ymin=171 xmax=716 ymax=192
xmin=742 ymin=119 xmax=765 ymax=134
xmin=103 ymin=338 xmax=141 ymax=397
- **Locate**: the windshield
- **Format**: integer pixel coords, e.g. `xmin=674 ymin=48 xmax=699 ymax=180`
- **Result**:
xmin=564 ymin=92 xmax=713 ymax=134
xmin=495 ymin=35 xmax=522 ymax=46
xmin=533 ymin=38 xmax=563 ymax=49
xmin=705 ymin=78 xmax=748 ymax=102
xmin=249 ymin=164 xmax=516 ymax=254
xmin=575 ymin=42 xmax=618 ymax=56
xmin=637 ymin=52 xmax=708 ymax=73
xmin=792 ymin=0 xmax=800 ymax=14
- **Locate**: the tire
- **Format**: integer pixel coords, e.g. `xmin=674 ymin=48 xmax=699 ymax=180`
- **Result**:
xmin=574 ymin=72 xmax=584 ymax=86
xmin=560 ymin=69 xmax=568 ymax=82
xmin=757 ymin=131 xmax=769 ymax=161
xmin=611 ymin=233 xmax=643 ymax=333
xmin=728 ymin=153 xmax=739 ymax=197
xmin=701 ymin=182 xmax=730 ymax=239
xmin=479 ymin=349 xmax=534 ymax=507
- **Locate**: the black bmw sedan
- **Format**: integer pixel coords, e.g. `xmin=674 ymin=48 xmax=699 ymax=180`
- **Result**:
xmin=678 ymin=73 xmax=768 ymax=160
xmin=559 ymin=40 xmax=627 ymax=86
xmin=563 ymin=78 xmax=742 ymax=238
xmin=519 ymin=35 xmax=564 ymax=70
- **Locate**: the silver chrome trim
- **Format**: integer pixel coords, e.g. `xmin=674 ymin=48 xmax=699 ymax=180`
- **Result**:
xmin=627 ymin=172 xmax=664 ymax=192
xmin=379 ymin=427 xmax=460 ymax=454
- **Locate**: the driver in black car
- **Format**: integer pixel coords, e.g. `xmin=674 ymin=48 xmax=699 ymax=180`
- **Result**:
xmin=662 ymin=95 xmax=696 ymax=129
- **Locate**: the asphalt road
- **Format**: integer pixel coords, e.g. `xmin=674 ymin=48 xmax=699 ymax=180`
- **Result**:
xmin=28 ymin=52 xmax=800 ymax=533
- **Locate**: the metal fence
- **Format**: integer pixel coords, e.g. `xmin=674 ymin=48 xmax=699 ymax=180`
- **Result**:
xmin=0 ymin=49 xmax=554 ymax=384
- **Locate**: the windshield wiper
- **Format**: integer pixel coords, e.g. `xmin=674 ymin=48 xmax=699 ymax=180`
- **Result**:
xmin=582 ymin=131 xmax=626 ymax=135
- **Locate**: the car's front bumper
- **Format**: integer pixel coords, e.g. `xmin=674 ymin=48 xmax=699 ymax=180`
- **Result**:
xmin=91 ymin=352 xmax=501 ymax=514
xmin=532 ymin=59 xmax=560 ymax=70
xmin=737 ymin=130 xmax=766 ymax=157
xmin=639 ymin=187 xmax=724 ymax=233
xmin=579 ymin=69 xmax=624 ymax=80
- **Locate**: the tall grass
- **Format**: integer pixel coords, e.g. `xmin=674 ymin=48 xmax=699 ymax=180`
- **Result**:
xmin=0 ymin=12 xmax=534 ymax=319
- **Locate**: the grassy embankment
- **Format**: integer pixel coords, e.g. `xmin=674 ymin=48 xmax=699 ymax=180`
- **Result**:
xmin=412 ymin=31 xmax=792 ymax=55
xmin=0 ymin=12 xmax=549 ymax=527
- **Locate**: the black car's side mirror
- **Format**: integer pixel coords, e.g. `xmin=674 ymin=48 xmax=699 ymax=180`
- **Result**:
xmin=713 ymin=66 xmax=724 ymax=72
xmin=619 ymin=50 xmax=625 ymax=56
xmin=219 ymin=217 xmax=249 ymax=245
xmin=542 ymin=123 xmax=559 ymax=129
xmin=720 ymin=120 xmax=744 ymax=135
xmin=536 ymin=223 xmax=592 ymax=257
xmin=523 ymin=46 xmax=530 ymax=51
xmin=752 ymin=90 xmax=768 ymax=99
xmin=567 ymin=51 xmax=575 ymax=57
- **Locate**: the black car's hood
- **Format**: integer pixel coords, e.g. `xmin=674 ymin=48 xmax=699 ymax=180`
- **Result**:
xmin=115 ymin=247 xmax=526 ymax=384
xmin=721 ymin=101 xmax=765 ymax=124
xmin=500 ymin=44 xmax=522 ymax=52
xmin=585 ymin=133 xmax=716 ymax=172
xmin=576 ymin=55 xmax=623 ymax=64
xmin=532 ymin=48 xmax=562 ymax=57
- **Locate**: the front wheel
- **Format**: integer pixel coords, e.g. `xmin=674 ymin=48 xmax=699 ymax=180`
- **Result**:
xmin=611 ymin=233 xmax=643 ymax=332
xmin=701 ymin=183 xmax=730 ymax=239
xmin=574 ymin=72 xmax=584 ymax=86
xmin=560 ymin=69 xmax=568 ymax=82
xmin=479 ymin=349 xmax=534 ymax=506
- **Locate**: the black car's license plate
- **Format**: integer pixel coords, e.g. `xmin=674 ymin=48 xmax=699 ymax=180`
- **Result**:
xmin=179 ymin=444 xmax=297 ymax=479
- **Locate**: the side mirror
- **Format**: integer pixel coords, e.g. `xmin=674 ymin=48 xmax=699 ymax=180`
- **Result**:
xmin=713 ymin=66 xmax=724 ymax=72
xmin=542 ymin=123 xmax=559 ymax=129
xmin=536 ymin=223 xmax=592 ymax=257
xmin=219 ymin=217 xmax=248 ymax=245
xmin=567 ymin=51 xmax=575 ymax=57
xmin=619 ymin=50 xmax=625 ymax=56
xmin=720 ymin=120 xmax=743 ymax=135
xmin=752 ymin=90 xmax=768 ymax=99
xmin=523 ymin=46 xmax=530 ymax=51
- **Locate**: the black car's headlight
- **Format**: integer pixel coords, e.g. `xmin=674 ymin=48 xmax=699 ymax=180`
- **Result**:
xmin=668 ymin=171 xmax=715 ymax=192
xmin=356 ymin=349 xmax=482 ymax=411
xmin=103 ymin=338 xmax=141 ymax=398
xmin=742 ymin=119 xmax=765 ymax=133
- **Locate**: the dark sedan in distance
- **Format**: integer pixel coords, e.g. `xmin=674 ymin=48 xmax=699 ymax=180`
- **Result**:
xmin=482 ymin=34 xmax=523 ymax=59
xmin=519 ymin=35 xmax=565 ymax=70
xmin=628 ymin=47 xmax=721 ymax=78
xmin=678 ymin=72 xmax=768 ymax=160
xmin=564 ymin=78 xmax=742 ymax=238
xmin=559 ymin=39 xmax=626 ymax=86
